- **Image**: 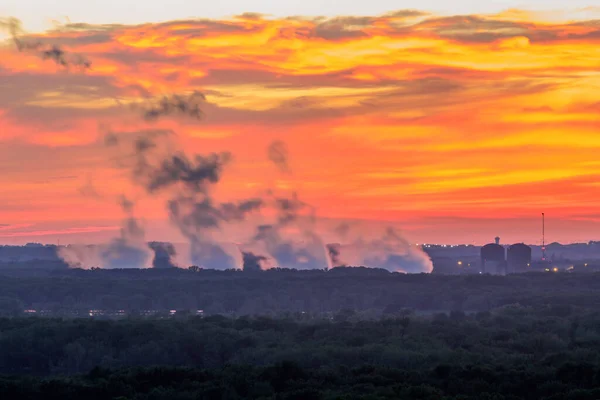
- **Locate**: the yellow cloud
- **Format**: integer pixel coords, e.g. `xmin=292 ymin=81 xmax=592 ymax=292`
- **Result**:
xmin=3 ymin=10 xmax=600 ymax=238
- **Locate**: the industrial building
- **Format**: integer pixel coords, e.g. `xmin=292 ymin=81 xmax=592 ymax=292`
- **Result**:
xmin=479 ymin=239 xmax=535 ymax=275
xmin=481 ymin=237 xmax=506 ymax=275
xmin=507 ymin=243 xmax=532 ymax=274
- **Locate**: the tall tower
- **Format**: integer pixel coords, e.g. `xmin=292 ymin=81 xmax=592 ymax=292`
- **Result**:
xmin=541 ymin=212 xmax=546 ymax=261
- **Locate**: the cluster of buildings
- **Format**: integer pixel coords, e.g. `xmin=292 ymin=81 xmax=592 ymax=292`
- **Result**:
xmin=481 ymin=237 xmax=533 ymax=275
xmin=428 ymin=237 xmax=600 ymax=275
xmin=479 ymin=237 xmax=600 ymax=275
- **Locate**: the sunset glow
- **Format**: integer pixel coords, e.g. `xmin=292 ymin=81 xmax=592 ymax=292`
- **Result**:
xmin=1 ymin=9 xmax=600 ymax=245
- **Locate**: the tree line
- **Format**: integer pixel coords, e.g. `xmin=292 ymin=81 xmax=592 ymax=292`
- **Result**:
xmin=1 ymin=305 xmax=600 ymax=399
xmin=1 ymin=268 xmax=600 ymax=316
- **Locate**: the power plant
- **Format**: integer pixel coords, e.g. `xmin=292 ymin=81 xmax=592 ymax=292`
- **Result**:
xmin=507 ymin=243 xmax=532 ymax=273
xmin=478 ymin=240 xmax=539 ymax=275
xmin=478 ymin=213 xmax=543 ymax=275
xmin=481 ymin=237 xmax=506 ymax=275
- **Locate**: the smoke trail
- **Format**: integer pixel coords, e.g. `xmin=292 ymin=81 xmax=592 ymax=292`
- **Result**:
xmin=103 ymin=89 xmax=430 ymax=273
xmin=106 ymin=126 xmax=265 ymax=270
xmin=141 ymin=152 xmax=231 ymax=194
xmin=105 ymin=119 xmax=327 ymax=271
xmin=267 ymin=140 xmax=290 ymax=173
xmin=0 ymin=17 xmax=91 ymax=69
xmin=242 ymin=251 xmax=269 ymax=271
xmin=166 ymin=195 xmax=263 ymax=269
xmin=327 ymin=243 xmax=342 ymax=266
xmin=245 ymin=191 xmax=331 ymax=270
xmin=58 ymin=196 xmax=152 ymax=269
xmin=360 ymin=227 xmax=433 ymax=273
xmin=0 ymin=17 xmax=36 ymax=51
xmin=5 ymin=16 xmax=435 ymax=274
xmin=132 ymin=91 xmax=206 ymax=121
xmin=58 ymin=244 xmax=103 ymax=269
xmin=334 ymin=222 xmax=351 ymax=239
xmin=326 ymin=226 xmax=433 ymax=273
xmin=149 ymin=242 xmax=178 ymax=268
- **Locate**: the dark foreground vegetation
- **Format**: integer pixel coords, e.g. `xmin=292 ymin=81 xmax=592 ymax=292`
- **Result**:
xmin=2 ymin=268 xmax=600 ymax=316
xmin=2 ymin=304 xmax=600 ymax=399
xmin=3 ymin=270 xmax=600 ymax=399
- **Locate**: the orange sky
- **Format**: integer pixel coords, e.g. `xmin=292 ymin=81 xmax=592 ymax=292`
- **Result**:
xmin=1 ymin=10 xmax=600 ymax=245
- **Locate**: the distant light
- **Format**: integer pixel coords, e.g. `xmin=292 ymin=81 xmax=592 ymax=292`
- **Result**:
xmin=553 ymin=267 xmax=558 ymax=272
xmin=585 ymin=263 xmax=588 ymax=267
xmin=527 ymin=263 xmax=530 ymax=267
xmin=457 ymin=261 xmax=463 ymax=266
xmin=545 ymin=268 xmax=550 ymax=272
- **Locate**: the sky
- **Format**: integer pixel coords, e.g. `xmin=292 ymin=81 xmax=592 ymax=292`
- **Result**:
xmin=1 ymin=4 xmax=600 ymax=246
xmin=2 ymin=1 xmax=600 ymax=31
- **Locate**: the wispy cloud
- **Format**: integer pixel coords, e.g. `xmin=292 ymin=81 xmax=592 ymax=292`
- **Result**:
xmin=0 ymin=225 xmax=119 ymax=237
xmin=1 ymin=9 xmax=600 ymax=241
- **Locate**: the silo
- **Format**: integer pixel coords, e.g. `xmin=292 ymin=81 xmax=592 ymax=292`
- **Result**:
xmin=507 ymin=243 xmax=532 ymax=274
xmin=481 ymin=241 xmax=506 ymax=275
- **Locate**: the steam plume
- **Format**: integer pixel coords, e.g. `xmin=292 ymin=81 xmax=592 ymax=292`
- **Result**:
xmin=59 ymin=196 xmax=152 ymax=269
xmin=267 ymin=141 xmax=290 ymax=173
xmin=149 ymin=242 xmax=178 ymax=268
xmin=113 ymin=96 xmax=430 ymax=273
xmin=0 ymin=17 xmax=91 ymax=69
xmin=133 ymin=91 xmax=206 ymax=121
xmin=88 ymin=87 xmax=433 ymax=273
xmin=334 ymin=222 xmax=351 ymax=239
xmin=109 ymin=127 xmax=263 ymax=270
xmin=327 ymin=243 xmax=342 ymax=266
xmin=246 ymin=192 xmax=331 ymax=270
xmin=326 ymin=226 xmax=433 ymax=273
xmin=242 ymin=251 xmax=269 ymax=271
